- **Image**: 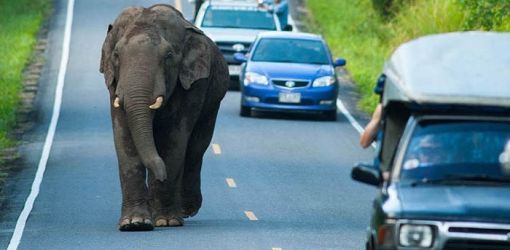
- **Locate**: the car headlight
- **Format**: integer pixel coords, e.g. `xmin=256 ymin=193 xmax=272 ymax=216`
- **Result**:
xmin=312 ymin=76 xmax=336 ymax=87
xmin=399 ymin=224 xmax=435 ymax=248
xmin=244 ymin=72 xmax=268 ymax=86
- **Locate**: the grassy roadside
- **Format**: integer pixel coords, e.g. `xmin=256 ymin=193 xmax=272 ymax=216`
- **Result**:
xmin=306 ymin=0 xmax=509 ymax=113
xmin=0 ymin=0 xmax=51 ymax=186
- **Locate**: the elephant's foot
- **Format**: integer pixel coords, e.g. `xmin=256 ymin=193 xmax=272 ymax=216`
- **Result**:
xmin=154 ymin=215 xmax=184 ymax=227
xmin=118 ymin=216 xmax=154 ymax=231
xmin=182 ymin=194 xmax=202 ymax=218
xmin=118 ymin=202 xmax=153 ymax=231
xmin=182 ymin=206 xmax=200 ymax=218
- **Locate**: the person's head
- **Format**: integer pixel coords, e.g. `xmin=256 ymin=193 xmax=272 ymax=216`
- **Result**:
xmin=273 ymin=0 xmax=281 ymax=3
xmin=416 ymin=135 xmax=445 ymax=164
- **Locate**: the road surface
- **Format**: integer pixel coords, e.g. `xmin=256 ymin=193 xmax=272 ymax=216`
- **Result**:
xmin=0 ymin=0 xmax=375 ymax=249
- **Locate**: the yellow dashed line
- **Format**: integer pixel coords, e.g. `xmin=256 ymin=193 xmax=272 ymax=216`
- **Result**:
xmin=244 ymin=211 xmax=258 ymax=221
xmin=226 ymin=178 xmax=237 ymax=188
xmin=212 ymin=143 xmax=222 ymax=155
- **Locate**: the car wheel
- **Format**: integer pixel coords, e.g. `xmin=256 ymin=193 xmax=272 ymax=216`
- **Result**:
xmin=240 ymin=105 xmax=251 ymax=117
xmin=229 ymin=79 xmax=240 ymax=91
xmin=365 ymin=237 xmax=374 ymax=250
xmin=324 ymin=110 xmax=337 ymax=121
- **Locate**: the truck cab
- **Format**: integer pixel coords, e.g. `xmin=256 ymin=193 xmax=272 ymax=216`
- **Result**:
xmin=352 ymin=32 xmax=510 ymax=250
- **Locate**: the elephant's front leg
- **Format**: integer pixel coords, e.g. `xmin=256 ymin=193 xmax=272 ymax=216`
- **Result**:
xmin=149 ymin=126 xmax=189 ymax=227
xmin=112 ymin=108 xmax=153 ymax=231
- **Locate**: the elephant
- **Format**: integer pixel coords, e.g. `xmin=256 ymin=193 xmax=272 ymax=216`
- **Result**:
xmin=99 ymin=4 xmax=229 ymax=231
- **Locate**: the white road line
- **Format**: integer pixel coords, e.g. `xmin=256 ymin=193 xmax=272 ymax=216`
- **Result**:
xmin=272 ymin=248 xmax=283 ymax=250
xmin=212 ymin=143 xmax=222 ymax=155
xmin=7 ymin=0 xmax=75 ymax=249
xmin=292 ymin=4 xmax=374 ymax=149
xmin=225 ymin=178 xmax=237 ymax=188
xmin=337 ymin=99 xmax=376 ymax=149
xmin=336 ymin=99 xmax=364 ymax=134
xmin=244 ymin=211 xmax=258 ymax=221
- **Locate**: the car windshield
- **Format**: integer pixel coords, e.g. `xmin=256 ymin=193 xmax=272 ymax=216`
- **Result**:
xmin=400 ymin=120 xmax=510 ymax=184
xmin=201 ymin=6 xmax=276 ymax=30
xmin=252 ymin=38 xmax=330 ymax=64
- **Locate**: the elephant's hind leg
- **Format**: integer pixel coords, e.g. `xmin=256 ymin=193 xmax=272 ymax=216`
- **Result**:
xmin=182 ymin=102 xmax=221 ymax=218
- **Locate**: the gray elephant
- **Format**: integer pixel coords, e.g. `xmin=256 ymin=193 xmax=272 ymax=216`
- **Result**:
xmin=99 ymin=4 xmax=229 ymax=231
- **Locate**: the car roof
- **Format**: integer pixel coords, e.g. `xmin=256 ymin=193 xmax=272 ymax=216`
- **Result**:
xmin=205 ymin=0 xmax=260 ymax=8
xmin=257 ymin=31 xmax=324 ymax=41
xmin=382 ymin=31 xmax=510 ymax=108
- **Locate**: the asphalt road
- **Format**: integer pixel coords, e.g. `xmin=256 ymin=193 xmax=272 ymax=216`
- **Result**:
xmin=0 ymin=0 xmax=375 ymax=249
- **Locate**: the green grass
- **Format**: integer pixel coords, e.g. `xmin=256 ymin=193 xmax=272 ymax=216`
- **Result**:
xmin=0 ymin=0 xmax=50 ymax=151
xmin=307 ymin=0 xmax=508 ymax=113
xmin=307 ymin=0 xmax=388 ymax=112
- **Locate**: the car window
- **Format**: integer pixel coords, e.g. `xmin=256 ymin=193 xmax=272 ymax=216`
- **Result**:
xmin=201 ymin=6 xmax=277 ymax=30
xmin=400 ymin=120 xmax=510 ymax=182
xmin=251 ymin=38 xmax=330 ymax=64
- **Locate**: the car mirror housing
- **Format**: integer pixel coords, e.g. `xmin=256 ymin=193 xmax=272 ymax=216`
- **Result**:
xmin=351 ymin=162 xmax=381 ymax=186
xmin=233 ymin=52 xmax=247 ymax=63
xmin=333 ymin=58 xmax=346 ymax=67
xmin=283 ymin=24 xmax=293 ymax=31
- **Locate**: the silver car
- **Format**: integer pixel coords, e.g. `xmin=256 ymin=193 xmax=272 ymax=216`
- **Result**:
xmin=194 ymin=0 xmax=281 ymax=88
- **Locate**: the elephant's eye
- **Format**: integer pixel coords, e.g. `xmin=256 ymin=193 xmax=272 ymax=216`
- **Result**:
xmin=112 ymin=51 xmax=119 ymax=60
xmin=165 ymin=52 xmax=172 ymax=60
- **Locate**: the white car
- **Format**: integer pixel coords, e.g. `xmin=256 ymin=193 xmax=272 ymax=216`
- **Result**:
xmin=194 ymin=0 xmax=281 ymax=88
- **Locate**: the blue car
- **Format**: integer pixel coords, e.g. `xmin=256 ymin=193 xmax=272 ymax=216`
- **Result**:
xmin=234 ymin=32 xmax=346 ymax=120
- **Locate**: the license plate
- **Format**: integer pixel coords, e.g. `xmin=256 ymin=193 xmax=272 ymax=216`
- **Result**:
xmin=228 ymin=65 xmax=241 ymax=76
xmin=279 ymin=92 xmax=301 ymax=103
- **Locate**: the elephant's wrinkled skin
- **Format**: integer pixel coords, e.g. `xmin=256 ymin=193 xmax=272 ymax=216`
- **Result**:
xmin=99 ymin=4 xmax=228 ymax=231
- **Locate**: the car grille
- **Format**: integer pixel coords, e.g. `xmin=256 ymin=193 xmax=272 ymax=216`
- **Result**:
xmin=443 ymin=239 xmax=510 ymax=250
xmin=215 ymin=41 xmax=251 ymax=55
xmin=449 ymin=227 xmax=510 ymax=235
xmin=272 ymin=80 xmax=309 ymax=88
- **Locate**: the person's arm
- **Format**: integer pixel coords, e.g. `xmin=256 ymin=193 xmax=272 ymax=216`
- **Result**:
xmin=360 ymin=104 xmax=382 ymax=148
xmin=273 ymin=1 xmax=288 ymax=14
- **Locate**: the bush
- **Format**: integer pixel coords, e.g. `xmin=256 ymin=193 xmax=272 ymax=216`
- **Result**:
xmin=459 ymin=0 xmax=510 ymax=30
xmin=308 ymin=0 xmax=509 ymax=113
xmin=371 ymin=0 xmax=415 ymax=19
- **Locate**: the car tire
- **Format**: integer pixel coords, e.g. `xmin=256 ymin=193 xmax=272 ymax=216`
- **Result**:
xmin=365 ymin=237 xmax=374 ymax=250
xmin=324 ymin=110 xmax=337 ymax=121
xmin=240 ymin=105 xmax=251 ymax=117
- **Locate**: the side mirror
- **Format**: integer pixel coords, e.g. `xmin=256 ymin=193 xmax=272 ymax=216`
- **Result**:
xmin=283 ymin=25 xmax=293 ymax=31
xmin=351 ymin=163 xmax=381 ymax=186
xmin=333 ymin=58 xmax=346 ymax=67
xmin=374 ymin=74 xmax=386 ymax=95
xmin=233 ymin=53 xmax=247 ymax=63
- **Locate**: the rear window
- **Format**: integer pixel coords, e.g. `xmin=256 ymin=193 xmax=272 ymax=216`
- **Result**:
xmin=252 ymin=38 xmax=330 ymax=64
xmin=201 ymin=6 xmax=277 ymax=30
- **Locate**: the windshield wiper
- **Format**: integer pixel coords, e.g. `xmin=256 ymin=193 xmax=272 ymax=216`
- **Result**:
xmin=445 ymin=174 xmax=510 ymax=183
xmin=409 ymin=174 xmax=510 ymax=187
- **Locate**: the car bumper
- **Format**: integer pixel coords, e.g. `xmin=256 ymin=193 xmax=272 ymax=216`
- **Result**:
xmin=241 ymin=84 xmax=338 ymax=112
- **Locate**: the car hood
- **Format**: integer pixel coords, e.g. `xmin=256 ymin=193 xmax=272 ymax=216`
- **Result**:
xmin=201 ymin=28 xmax=269 ymax=43
xmin=247 ymin=62 xmax=334 ymax=80
xmin=397 ymin=185 xmax=510 ymax=223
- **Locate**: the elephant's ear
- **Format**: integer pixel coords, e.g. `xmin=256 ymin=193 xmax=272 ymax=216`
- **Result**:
xmin=179 ymin=25 xmax=210 ymax=90
xmin=99 ymin=7 xmax=143 ymax=91
xmin=100 ymin=24 xmax=115 ymax=89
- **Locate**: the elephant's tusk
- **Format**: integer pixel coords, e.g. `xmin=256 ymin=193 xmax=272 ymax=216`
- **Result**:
xmin=113 ymin=97 xmax=120 ymax=108
xmin=149 ymin=96 xmax=163 ymax=110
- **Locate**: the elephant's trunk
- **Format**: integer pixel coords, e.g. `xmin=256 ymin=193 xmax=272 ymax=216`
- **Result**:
xmin=124 ymin=87 xmax=167 ymax=182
